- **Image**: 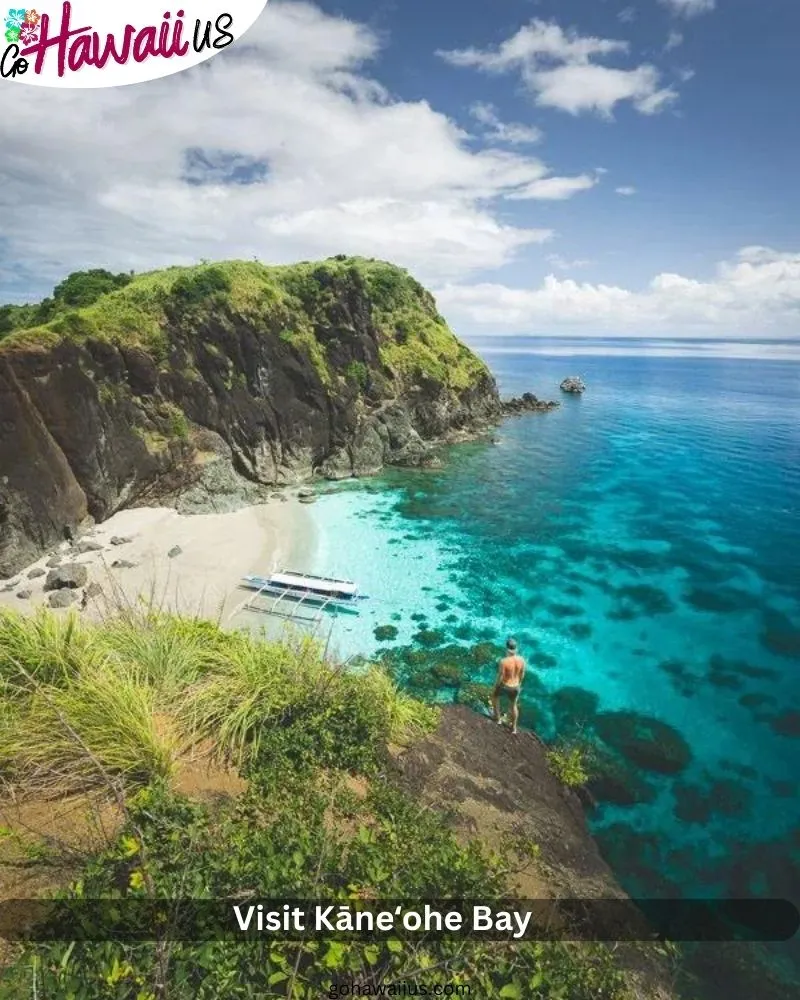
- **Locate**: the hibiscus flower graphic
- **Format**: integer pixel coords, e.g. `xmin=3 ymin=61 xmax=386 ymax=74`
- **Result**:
xmin=4 ymin=25 xmax=19 ymax=42
xmin=5 ymin=8 xmax=25 ymax=29
xmin=18 ymin=21 xmax=36 ymax=43
xmin=24 ymin=8 xmax=39 ymax=26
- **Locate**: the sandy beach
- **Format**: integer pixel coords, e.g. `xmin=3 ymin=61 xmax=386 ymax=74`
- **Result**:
xmin=0 ymin=498 xmax=316 ymax=625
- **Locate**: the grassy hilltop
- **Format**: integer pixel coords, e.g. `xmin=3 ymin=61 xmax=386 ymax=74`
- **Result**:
xmin=0 ymin=258 xmax=487 ymax=391
xmin=0 ymin=257 xmax=501 ymax=576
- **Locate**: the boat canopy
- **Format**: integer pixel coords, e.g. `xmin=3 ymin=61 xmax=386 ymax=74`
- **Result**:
xmin=268 ymin=571 xmax=358 ymax=599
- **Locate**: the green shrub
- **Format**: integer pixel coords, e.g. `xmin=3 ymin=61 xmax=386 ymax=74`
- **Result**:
xmin=0 ymin=780 xmax=632 ymax=999
xmin=161 ymin=401 xmax=190 ymax=440
xmin=344 ymin=359 xmax=369 ymax=390
xmin=173 ymin=265 xmax=232 ymax=304
xmin=53 ymin=269 xmax=132 ymax=308
xmin=545 ymin=743 xmax=591 ymax=787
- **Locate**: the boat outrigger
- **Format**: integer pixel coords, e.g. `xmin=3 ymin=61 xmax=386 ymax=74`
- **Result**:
xmin=239 ymin=570 xmax=364 ymax=619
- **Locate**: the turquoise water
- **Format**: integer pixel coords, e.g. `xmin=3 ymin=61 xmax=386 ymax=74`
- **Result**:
xmin=306 ymin=339 xmax=800 ymax=921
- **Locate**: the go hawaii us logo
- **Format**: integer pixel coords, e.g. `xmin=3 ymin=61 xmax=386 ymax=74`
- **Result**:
xmin=1 ymin=0 xmax=269 ymax=87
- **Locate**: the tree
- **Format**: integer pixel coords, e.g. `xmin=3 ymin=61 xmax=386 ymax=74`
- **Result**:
xmin=52 ymin=268 xmax=132 ymax=308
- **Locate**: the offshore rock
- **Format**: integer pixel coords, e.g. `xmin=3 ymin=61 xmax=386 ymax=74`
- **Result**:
xmin=560 ymin=376 xmax=586 ymax=393
xmin=501 ymin=392 xmax=559 ymax=415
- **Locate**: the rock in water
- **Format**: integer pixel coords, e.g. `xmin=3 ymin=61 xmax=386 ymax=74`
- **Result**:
xmin=44 ymin=564 xmax=88 ymax=591
xmin=49 ymin=590 xmax=77 ymax=608
xmin=560 ymin=376 xmax=586 ymax=394
xmin=501 ymin=392 xmax=559 ymax=415
xmin=111 ymin=559 xmax=137 ymax=569
xmin=27 ymin=567 xmax=45 ymax=579
xmin=17 ymin=589 xmax=31 ymax=600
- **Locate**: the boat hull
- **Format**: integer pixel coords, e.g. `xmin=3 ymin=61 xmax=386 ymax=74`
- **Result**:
xmin=239 ymin=578 xmax=361 ymax=615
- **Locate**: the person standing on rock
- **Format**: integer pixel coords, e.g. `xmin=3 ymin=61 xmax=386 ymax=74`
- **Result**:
xmin=492 ymin=638 xmax=526 ymax=735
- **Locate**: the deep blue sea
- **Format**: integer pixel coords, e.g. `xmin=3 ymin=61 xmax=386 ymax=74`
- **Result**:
xmin=303 ymin=337 xmax=800 ymax=978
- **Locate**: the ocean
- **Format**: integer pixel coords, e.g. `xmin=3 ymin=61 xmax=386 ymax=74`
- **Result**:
xmin=301 ymin=337 xmax=800 ymax=932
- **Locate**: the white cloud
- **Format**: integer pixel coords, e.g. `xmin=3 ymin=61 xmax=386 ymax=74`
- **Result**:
xmin=615 ymin=185 xmax=637 ymax=195
xmin=435 ymin=247 xmax=800 ymax=336
xmin=659 ymin=0 xmax=716 ymax=17
xmin=469 ymin=103 xmax=543 ymax=145
xmin=508 ymin=174 xmax=598 ymax=201
xmin=0 ymin=1 xmax=591 ymax=299
xmin=618 ymin=7 xmax=637 ymax=23
xmin=546 ymin=254 xmax=593 ymax=271
xmin=665 ymin=30 xmax=684 ymax=51
xmin=439 ymin=19 xmax=678 ymax=119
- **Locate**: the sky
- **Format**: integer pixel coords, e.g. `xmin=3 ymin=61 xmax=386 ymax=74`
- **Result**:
xmin=1 ymin=0 xmax=799 ymax=337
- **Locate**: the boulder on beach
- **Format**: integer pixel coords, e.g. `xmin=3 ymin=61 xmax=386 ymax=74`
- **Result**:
xmin=48 ymin=589 xmax=78 ymax=608
xmin=560 ymin=376 xmax=586 ymax=394
xmin=110 ymin=536 xmax=131 ymax=546
xmin=44 ymin=564 xmax=88 ymax=591
xmin=167 ymin=546 xmax=182 ymax=559
xmin=111 ymin=559 xmax=137 ymax=569
xmin=16 ymin=589 xmax=31 ymax=600
xmin=74 ymin=540 xmax=104 ymax=555
xmin=27 ymin=567 xmax=45 ymax=579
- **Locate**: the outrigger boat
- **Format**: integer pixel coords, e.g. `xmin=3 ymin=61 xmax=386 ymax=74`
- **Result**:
xmin=239 ymin=570 xmax=364 ymax=617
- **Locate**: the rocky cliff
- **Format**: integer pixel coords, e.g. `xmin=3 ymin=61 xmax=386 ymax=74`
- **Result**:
xmin=393 ymin=706 xmax=676 ymax=999
xmin=0 ymin=257 xmax=542 ymax=577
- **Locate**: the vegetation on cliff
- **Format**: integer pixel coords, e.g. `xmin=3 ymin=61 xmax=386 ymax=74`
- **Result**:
xmin=0 ymin=258 xmax=488 ymax=391
xmin=0 ymin=269 xmax=133 ymax=339
xmin=0 ymin=257 xmax=501 ymax=574
xmin=0 ymin=608 xmax=650 ymax=999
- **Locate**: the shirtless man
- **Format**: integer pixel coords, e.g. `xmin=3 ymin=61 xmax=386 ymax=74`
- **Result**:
xmin=492 ymin=638 xmax=526 ymax=735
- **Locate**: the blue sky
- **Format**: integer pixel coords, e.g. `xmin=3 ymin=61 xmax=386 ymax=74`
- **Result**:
xmin=345 ymin=0 xmax=799 ymax=290
xmin=1 ymin=0 xmax=798 ymax=335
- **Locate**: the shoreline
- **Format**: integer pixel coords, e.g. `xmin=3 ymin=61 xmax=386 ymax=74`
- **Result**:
xmin=0 ymin=498 xmax=316 ymax=625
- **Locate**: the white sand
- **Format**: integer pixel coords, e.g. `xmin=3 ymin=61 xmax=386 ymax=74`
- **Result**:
xmin=0 ymin=499 xmax=316 ymax=623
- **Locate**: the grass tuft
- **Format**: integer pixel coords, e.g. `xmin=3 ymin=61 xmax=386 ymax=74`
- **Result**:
xmin=5 ymin=662 xmax=185 ymax=795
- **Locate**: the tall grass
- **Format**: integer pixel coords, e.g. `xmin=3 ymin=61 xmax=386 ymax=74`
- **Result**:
xmin=0 ymin=608 xmax=105 ymax=696
xmin=357 ymin=666 xmax=440 ymax=745
xmin=5 ymin=663 xmax=185 ymax=795
xmin=182 ymin=631 xmax=330 ymax=767
xmin=100 ymin=611 xmax=224 ymax=698
xmin=0 ymin=608 xmax=439 ymax=798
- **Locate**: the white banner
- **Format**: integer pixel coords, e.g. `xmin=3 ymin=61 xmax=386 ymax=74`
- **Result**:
xmin=1 ymin=0 xmax=270 ymax=88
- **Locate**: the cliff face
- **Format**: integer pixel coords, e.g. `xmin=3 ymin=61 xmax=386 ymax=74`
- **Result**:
xmin=0 ymin=257 xmax=502 ymax=576
xmin=393 ymin=706 xmax=675 ymax=1000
